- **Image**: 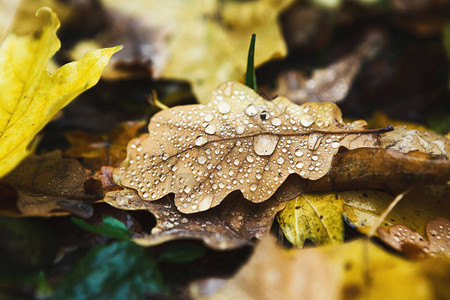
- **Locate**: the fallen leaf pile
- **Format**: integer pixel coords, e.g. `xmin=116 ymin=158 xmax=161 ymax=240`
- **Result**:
xmin=0 ymin=3 xmax=450 ymax=299
xmin=112 ymin=81 xmax=388 ymax=213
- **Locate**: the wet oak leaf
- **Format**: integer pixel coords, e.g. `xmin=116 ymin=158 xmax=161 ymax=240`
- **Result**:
xmin=378 ymin=217 xmax=450 ymax=258
xmin=277 ymin=193 xmax=344 ymax=247
xmin=3 ymin=150 xmax=95 ymax=218
xmin=0 ymin=8 xmax=120 ymax=178
xmin=191 ymin=236 xmax=449 ymax=300
xmin=104 ymin=188 xmax=286 ymax=250
xmin=114 ymin=81 xmax=385 ymax=213
xmin=340 ymin=187 xmax=450 ymax=236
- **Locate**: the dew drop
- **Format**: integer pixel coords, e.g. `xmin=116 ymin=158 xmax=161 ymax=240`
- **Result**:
xmin=312 ymin=155 xmax=319 ymax=161
xmin=245 ymin=104 xmax=258 ymax=116
xmin=204 ymin=114 xmax=214 ymax=122
xmin=195 ymin=136 xmax=208 ymax=146
xmin=308 ymin=133 xmax=323 ymax=151
xmin=184 ymin=186 xmax=192 ymax=193
xmin=236 ymin=125 xmax=245 ymax=134
xmin=277 ymin=157 xmax=284 ymax=164
xmin=253 ymin=134 xmax=279 ymax=156
xmin=198 ymin=156 xmax=207 ymax=164
xmin=205 ymin=124 xmax=216 ymax=135
xmin=246 ymin=155 xmax=254 ymax=163
xmin=296 ymin=162 xmax=304 ymax=169
xmin=295 ymin=149 xmax=304 ymax=157
xmin=300 ymin=115 xmax=315 ymax=127
xmin=256 ymin=173 xmax=262 ymax=179
xmin=271 ymin=117 xmax=282 ymax=126
xmin=218 ymin=102 xmax=231 ymax=114
xmin=250 ymin=184 xmax=257 ymax=192
xmin=234 ymin=159 xmax=240 ymax=166
xmin=331 ymin=141 xmax=340 ymax=149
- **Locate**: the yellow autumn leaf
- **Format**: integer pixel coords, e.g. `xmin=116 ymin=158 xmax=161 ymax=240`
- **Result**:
xmin=0 ymin=8 xmax=121 ymax=178
xmin=277 ymin=193 xmax=344 ymax=247
xmin=197 ymin=237 xmax=448 ymax=300
xmin=73 ymin=0 xmax=293 ymax=103
xmin=341 ymin=188 xmax=450 ymax=236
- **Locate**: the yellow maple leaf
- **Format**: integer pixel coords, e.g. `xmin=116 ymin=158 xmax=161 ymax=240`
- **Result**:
xmin=0 ymin=8 xmax=121 ymax=178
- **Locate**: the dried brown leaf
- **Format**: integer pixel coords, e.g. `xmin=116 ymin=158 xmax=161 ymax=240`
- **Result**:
xmin=2 ymin=150 xmax=94 ymax=218
xmin=65 ymin=121 xmax=146 ymax=171
xmin=380 ymin=127 xmax=450 ymax=158
xmin=378 ymin=217 xmax=450 ymax=258
xmin=104 ymin=188 xmax=286 ymax=250
xmin=274 ymin=31 xmax=384 ymax=104
xmin=114 ymin=81 xmax=386 ymax=213
xmin=305 ymin=148 xmax=450 ymax=193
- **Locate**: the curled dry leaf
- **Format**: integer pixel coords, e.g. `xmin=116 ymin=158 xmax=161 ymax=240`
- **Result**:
xmin=380 ymin=127 xmax=450 ymax=158
xmin=191 ymin=236 xmax=449 ymax=300
xmin=378 ymin=217 xmax=450 ymax=258
xmin=274 ymin=30 xmax=384 ymax=104
xmin=2 ymin=151 xmax=95 ymax=218
xmin=114 ymin=81 xmax=387 ymax=213
xmin=277 ymin=193 xmax=344 ymax=247
xmin=305 ymin=148 xmax=450 ymax=193
xmin=104 ymin=188 xmax=286 ymax=250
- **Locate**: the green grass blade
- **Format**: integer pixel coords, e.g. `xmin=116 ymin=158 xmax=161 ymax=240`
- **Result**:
xmin=245 ymin=33 xmax=257 ymax=91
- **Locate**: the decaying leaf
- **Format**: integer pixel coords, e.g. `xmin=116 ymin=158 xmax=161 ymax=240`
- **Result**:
xmin=0 ymin=8 xmax=120 ymax=178
xmin=73 ymin=0 xmax=293 ymax=102
xmin=378 ymin=217 xmax=450 ymax=258
xmin=380 ymin=126 xmax=450 ymax=157
xmin=341 ymin=187 xmax=450 ymax=236
xmin=2 ymin=151 xmax=95 ymax=218
xmin=273 ymin=30 xmax=384 ymax=104
xmin=104 ymin=188 xmax=286 ymax=250
xmin=277 ymin=193 xmax=344 ymax=247
xmin=114 ymin=81 xmax=387 ymax=213
xmin=191 ymin=236 xmax=450 ymax=300
xmin=64 ymin=121 xmax=146 ymax=170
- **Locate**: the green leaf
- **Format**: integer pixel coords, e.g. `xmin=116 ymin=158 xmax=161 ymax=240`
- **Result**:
xmin=245 ymin=33 xmax=257 ymax=91
xmin=277 ymin=193 xmax=344 ymax=247
xmin=71 ymin=216 xmax=131 ymax=240
xmin=158 ymin=242 xmax=206 ymax=263
xmin=54 ymin=241 xmax=167 ymax=300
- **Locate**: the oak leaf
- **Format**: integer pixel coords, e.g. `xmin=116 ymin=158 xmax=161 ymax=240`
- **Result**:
xmin=2 ymin=150 xmax=95 ymax=218
xmin=0 ymin=8 xmax=120 ymax=177
xmin=191 ymin=236 xmax=449 ymax=300
xmin=104 ymin=188 xmax=286 ymax=250
xmin=277 ymin=193 xmax=344 ymax=247
xmin=378 ymin=217 xmax=450 ymax=258
xmin=114 ymin=81 xmax=386 ymax=213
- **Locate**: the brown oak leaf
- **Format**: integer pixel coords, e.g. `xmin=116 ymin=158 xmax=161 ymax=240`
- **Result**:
xmin=104 ymin=188 xmax=286 ymax=250
xmin=378 ymin=217 xmax=450 ymax=258
xmin=2 ymin=150 xmax=95 ymax=218
xmin=114 ymin=81 xmax=390 ymax=213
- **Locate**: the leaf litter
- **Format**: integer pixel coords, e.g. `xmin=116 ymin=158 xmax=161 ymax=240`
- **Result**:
xmin=105 ymin=188 xmax=286 ymax=250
